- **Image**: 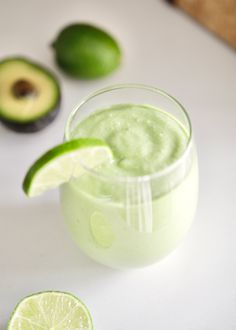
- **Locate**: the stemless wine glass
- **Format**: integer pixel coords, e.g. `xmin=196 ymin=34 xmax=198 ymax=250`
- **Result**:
xmin=60 ymin=84 xmax=198 ymax=269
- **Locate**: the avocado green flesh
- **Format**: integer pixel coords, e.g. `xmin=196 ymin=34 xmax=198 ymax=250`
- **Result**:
xmin=52 ymin=24 xmax=121 ymax=78
xmin=0 ymin=57 xmax=60 ymax=124
xmin=1 ymin=105 xmax=60 ymax=133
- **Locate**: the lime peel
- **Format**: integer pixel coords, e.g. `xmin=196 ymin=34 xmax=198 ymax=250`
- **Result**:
xmin=52 ymin=23 xmax=122 ymax=79
xmin=23 ymin=138 xmax=113 ymax=197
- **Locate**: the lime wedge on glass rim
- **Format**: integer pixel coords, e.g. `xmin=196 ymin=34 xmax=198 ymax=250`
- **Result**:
xmin=23 ymin=138 xmax=113 ymax=197
xmin=7 ymin=291 xmax=93 ymax=330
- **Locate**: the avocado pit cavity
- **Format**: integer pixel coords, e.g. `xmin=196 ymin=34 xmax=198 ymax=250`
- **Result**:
xmin=12 ymin=79 xmax=38 ymax=99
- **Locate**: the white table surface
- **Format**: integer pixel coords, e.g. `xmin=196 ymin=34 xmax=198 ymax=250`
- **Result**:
xmin=1 ymin=0 xmax=236 ymax=329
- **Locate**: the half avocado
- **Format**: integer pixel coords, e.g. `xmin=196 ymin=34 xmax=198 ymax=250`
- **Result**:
xmin=0 ymin=57 xmax=61 ymax=132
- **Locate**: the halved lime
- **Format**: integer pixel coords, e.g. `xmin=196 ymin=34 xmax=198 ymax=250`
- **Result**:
xmin=7 ymin=291 xmax=93 ymax=330
xmin=23 ymin=138 xmax=113 ymax=197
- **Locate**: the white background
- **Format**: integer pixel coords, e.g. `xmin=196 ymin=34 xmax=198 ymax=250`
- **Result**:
xmin=1 ymin=0 xmax=236 ymax=329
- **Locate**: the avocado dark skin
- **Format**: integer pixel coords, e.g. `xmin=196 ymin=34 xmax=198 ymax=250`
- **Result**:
xmin=0 ymin=101 xmax=61 ymax=133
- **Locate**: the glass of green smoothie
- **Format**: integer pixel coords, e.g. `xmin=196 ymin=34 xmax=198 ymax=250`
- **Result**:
xmin=60 ymin=84 xmax=198 ymax=269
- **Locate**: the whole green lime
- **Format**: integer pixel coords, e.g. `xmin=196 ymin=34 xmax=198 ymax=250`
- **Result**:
xmin=52 ymin=23 xmax=122 ymax=79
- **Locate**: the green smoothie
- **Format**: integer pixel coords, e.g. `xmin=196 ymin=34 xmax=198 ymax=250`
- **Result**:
xmin=60 ymin=104 xmax=198 ymax=268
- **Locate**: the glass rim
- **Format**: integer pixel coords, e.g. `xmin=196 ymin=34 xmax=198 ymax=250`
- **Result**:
xmin=64 ymin=83 xmax=193 ymax=183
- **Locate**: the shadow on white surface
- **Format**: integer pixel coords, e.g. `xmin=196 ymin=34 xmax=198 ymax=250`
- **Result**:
xmin=0 ymin=202 xmax=121 ymax=273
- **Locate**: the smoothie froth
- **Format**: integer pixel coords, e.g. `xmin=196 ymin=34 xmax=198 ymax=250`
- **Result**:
xmin=72 ymin=104 xmax=188 ymax=176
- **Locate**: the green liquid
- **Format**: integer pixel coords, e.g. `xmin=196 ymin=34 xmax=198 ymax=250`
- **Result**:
xmin=60 ymin=104 xmax=198 ymax=268
xmin=72 ymin=104 xmax=188 ymax=176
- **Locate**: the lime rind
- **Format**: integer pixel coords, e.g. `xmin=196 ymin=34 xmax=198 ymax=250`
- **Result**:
xmin=7 ymin=291 xmax=93 ymax=330
xmin=23 ymin=138 xmax=113 ymax=197
xmin=52 ymin=23 xmax=121 ymax=79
